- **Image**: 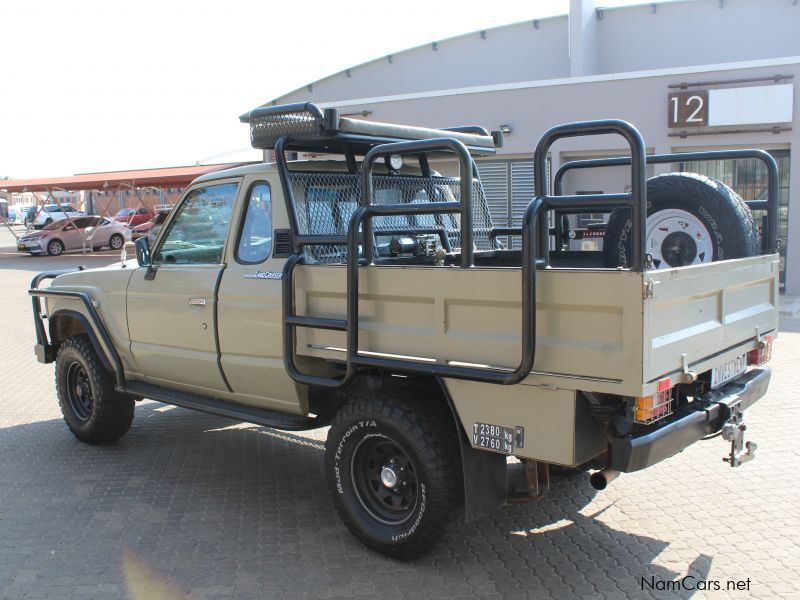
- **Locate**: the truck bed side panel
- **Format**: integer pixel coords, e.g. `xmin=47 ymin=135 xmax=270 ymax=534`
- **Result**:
xmin=294 ymin=265 xmax=646 ymax=394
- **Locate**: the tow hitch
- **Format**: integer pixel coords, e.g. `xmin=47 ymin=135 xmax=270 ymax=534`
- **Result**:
xmin=721 ymin=404 xmax=757 ymax=467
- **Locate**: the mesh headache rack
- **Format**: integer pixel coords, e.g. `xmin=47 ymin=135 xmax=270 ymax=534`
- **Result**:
xmin=240 ymin=102 xmax=500 ymax=155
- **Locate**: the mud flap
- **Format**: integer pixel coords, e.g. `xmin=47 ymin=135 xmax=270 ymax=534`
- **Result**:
xmin=460 ymin=439 xmax=507 ymax=522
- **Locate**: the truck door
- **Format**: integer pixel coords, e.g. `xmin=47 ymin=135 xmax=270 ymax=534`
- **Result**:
xmin=127 ymin=180 xmax=239 ymax=395
xmin=216 ymin=179 xmax=306 ymax=414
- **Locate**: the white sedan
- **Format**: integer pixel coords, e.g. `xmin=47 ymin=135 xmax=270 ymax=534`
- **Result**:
xmin=17 ymin=216 xmax=130 ymax=256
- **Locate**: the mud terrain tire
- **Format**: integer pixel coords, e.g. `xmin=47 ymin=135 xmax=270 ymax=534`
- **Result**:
xmin=325 ymin=390 xmax=462 ymax=560
xmin=55 ymin=335 xmax=134 ymax=443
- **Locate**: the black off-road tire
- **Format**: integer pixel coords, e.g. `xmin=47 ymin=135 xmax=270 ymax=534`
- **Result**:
xmin=603 ymin=172 xmax=759 ymax=269
xmin=55 ymin=335 xmax=134 ymax=444
xmin=325 ymin=390 xmax=463 ymax=560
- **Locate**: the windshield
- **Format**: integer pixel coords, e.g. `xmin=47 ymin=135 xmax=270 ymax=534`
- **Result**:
xmin=115 ymin=208 xmax=135 ymax=217
xmin=43 ymin=220 xmax=65 ymax=231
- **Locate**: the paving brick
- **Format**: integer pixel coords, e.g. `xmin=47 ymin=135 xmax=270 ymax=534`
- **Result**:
xmin=2 ymin=230 xmax=800 ymax=599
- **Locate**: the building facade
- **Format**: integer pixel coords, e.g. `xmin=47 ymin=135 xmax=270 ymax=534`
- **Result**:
xmin=256 ymin=0 xmax=800 ymax=291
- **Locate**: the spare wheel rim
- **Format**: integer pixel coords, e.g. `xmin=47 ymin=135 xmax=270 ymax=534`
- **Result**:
xmin=646 ymin=208 xmax=713 ymax=269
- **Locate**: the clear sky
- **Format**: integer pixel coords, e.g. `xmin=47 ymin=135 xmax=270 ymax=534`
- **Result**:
xmin=0 ymin=0 xmax=663 ymax=179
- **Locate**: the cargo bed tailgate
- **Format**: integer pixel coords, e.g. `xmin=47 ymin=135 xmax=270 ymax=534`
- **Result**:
xmin=644 ymin=254 xmax=779 ymax=383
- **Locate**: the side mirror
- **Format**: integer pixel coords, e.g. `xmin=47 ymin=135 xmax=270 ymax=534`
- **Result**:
xmin=135 ymin=236 xmax=151 ymax=267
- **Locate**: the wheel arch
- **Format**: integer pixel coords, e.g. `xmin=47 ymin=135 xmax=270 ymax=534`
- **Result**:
xmin=49 ymin=309 xmax=114 ymax=375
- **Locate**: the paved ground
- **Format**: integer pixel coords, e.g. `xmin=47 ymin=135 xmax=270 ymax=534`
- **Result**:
xmin=1 ymin=225 xmax=799 ymax=599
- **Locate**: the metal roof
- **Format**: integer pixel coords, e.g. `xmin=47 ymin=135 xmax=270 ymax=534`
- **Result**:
xmin=0 ymin=163 xmax=256 ymax=193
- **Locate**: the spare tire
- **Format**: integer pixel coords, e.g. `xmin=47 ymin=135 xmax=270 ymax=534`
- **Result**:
xmin=603 ymin=172 xmax=759 ymax=269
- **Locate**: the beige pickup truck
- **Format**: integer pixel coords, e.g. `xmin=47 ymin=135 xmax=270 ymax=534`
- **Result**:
xmin=31 ymin=103 xmax=778 ymax=559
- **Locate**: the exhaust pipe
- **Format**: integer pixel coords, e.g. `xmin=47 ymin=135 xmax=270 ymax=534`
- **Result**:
xmin=590 ymin=468 xmax=620 ymax=490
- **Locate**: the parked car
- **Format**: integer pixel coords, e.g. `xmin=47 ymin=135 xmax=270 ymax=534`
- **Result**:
xmin=9 ymin=204 xmax=37 ymax=225
xmin=33 ymin=204 xmax=84 ymax=229
xmin=112 ymin=207 xmax=154 ymax=227
xmin=130 ymin=209 xmax=170 ymax=242
xmin=18 ymin=216 xmax=130 ymax=256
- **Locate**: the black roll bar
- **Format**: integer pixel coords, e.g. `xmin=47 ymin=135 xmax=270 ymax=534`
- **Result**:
xmin=344 ymin=197 xmax=544 ymax=384
xmin=533 ymin=120 xmax=648 ymax=270
xmin=360 ymin=138 xmax=476 ymax=267
xmin=282 ymin=137 xmax=543 ymax=387
xmin=553 ymin=149 xmax=780 ymax=254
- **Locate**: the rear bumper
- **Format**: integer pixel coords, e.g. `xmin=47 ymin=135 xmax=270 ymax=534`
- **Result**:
xmin=611 ymin=367 xmax=770 ymax=473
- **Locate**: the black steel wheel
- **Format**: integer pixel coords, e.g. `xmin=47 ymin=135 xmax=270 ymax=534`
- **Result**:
xmin=55 ymin=335 xmax=134 ymax=444
xmin=351 ymin=434 xmax=419 ymax=525
xmin=325 ymin=388 xmax=463 ymax=560
xmin=65 ymin=362 xmax=94 ymax=421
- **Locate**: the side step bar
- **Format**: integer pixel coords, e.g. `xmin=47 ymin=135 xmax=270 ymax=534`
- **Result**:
xmin=125 ymin=382 xmax=319 ymax=431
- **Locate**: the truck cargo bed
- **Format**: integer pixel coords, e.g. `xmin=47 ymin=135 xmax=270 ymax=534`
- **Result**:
xmin=293 ymin=254 xmax=779 ymax=396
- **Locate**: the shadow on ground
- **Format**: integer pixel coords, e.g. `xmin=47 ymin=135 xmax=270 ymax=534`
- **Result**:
xmin=0 ymin=402 xmax=711 ymax=599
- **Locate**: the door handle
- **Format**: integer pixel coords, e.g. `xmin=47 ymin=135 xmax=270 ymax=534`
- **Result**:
xmin=188 ymin=297 xmax=207 ymax=307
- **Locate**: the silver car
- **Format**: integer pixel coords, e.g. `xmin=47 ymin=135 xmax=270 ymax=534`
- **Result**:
xmin=17 ymin=216 xmax=130 ymax=256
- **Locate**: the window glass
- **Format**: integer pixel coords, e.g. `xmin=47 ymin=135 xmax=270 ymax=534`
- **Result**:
xmin=154 ymin=182 xmax=237 ymax=264
xmin=236 ymin=183 xmax=272 ymax=264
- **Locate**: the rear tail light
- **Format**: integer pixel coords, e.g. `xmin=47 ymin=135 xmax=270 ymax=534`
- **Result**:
xmin=747 ymin=335 xmax=773 ymax=366
xmin=634 ymin=377 xmax=673 ymax=424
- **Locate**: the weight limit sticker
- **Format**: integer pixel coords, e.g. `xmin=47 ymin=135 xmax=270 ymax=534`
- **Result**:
xmin=472 ymin=422 xmax=514 ymax=454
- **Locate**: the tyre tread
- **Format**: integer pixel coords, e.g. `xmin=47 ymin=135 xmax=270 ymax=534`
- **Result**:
xmin=55 ymin=335 xmax=134 ymax=443
xmin=603 ymin=172 xmax=759 ymax=268
xmin=325 ymin=387 xmax=462 ymax=560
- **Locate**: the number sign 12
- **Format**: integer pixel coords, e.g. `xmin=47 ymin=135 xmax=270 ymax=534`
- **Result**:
xmin=668 ymin=90 xmax=708 ymax=127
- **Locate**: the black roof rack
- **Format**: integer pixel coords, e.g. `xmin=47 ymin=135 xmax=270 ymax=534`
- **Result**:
xmin=240 ymin=102 xmax=498 ymax=156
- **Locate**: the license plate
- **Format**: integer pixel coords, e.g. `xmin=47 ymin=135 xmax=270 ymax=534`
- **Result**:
xmin=472 ymin=422 xmax=514 ymax=454
xmin=711 ymin=352 xmax=747 ymax=389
